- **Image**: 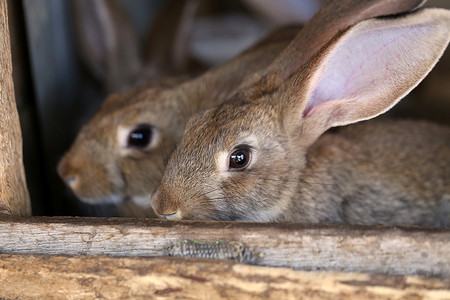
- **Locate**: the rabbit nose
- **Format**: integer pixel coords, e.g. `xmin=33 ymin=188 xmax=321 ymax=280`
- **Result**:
xmin=57 ymin=158 xmax=80 ymax=190
xmin=64 ymin=176 xmax=79 ymax=190
xmin=161 ymin=210 xmax=181 ymax=220
xmin=151 ymin=190 xmax=181 ymax=220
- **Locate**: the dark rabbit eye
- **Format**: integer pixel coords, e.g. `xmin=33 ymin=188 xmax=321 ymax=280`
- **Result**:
xmin=127 ymin=124 xmax=153 ymax=149
xmin=229 ymin=148 xmax=251 ymax=170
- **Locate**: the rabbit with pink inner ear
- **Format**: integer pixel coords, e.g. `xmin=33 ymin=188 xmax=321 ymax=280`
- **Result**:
xmin=58 ymin=0 xmax=425 ymax=217
xmin=151 ymin=8 xmax=450 ymax=227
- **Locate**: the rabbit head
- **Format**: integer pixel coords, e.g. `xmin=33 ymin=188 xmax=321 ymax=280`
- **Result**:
xmin=59 ymin=0 xmax=199 ymax=216
xmin=151 ymin=8 xmax=450 ymax=224
xmin=57 ymin=78 xmax=187 ymax=208
xmin=58 ymin=24 xmax=303 ymax=215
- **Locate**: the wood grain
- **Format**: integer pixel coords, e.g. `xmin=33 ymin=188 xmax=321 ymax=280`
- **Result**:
xmin=0 ymin=216 xmax=448 ymax=277
xmin=0 ymin=0 xmax=31 ymax=216
xmin=0 ymin=254 xmax=449 ymax=300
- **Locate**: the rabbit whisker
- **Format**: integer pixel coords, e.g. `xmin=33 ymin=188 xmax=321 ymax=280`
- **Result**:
xmin=187 ymin=186 xmax=223 ymax=200
xmin=258 ymin=175 xmax=338 ymax=187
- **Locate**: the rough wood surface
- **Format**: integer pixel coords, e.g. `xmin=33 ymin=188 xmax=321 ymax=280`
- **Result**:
xmin=0 ymin=216 xmax=448 ymax=277
xmin=0 ymin=0 xmax=31 ymax=216
xmin=0 ymin=254 xmax=448 ymax=300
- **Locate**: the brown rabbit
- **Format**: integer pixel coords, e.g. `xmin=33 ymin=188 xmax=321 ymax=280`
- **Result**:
xmin=58 ymin=0 xmax=425 ymax=217
xmin=59 ymin=0 xmax=202 ymax=217
xmin=151 ymin=8 xmax=450 ymax=227
xmin=57 ymin=26 xmax=303 ymax=217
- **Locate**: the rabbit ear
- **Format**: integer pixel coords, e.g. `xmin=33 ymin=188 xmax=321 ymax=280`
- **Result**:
xmin=71 ymin=0 xmax=142 ymax=92
xmin=142 ymin=0 xmax=200 ymax=78
xmin=263 ymin=0 xmax=427 ymax=84
xmin=283 ymin=8 xmax=450 ymax=145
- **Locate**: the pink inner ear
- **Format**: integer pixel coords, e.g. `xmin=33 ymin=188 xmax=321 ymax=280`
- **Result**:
xmin=303 ymin=23 xmax=425 ymax=117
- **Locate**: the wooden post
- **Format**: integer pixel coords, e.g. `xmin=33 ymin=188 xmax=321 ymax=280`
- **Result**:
xmin=0 ymin=0 xmax=31 ymax=216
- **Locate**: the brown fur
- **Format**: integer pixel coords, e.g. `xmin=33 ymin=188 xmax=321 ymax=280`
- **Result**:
xmin=58 ymin=27 xmax=300 ymax=217
xmin=70 ymin=0 xmax=202 ymax=93
xmin=151 ymin=8 xmax=450 ymax=227
xmin=59 ymin=0 xmax=427 ymax=217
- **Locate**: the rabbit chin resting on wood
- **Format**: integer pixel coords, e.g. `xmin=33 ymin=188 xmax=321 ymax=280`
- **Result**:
xmin=151 ymin=8 xmax=450 ymax=227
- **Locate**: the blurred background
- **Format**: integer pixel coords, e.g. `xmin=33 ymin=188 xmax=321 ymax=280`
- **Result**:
xmin=6 ymin=0 xmax=450 ymax=216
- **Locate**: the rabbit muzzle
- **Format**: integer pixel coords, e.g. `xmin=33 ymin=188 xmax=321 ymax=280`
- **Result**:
xmin=150 ymin=189 xmax=181 ymax=219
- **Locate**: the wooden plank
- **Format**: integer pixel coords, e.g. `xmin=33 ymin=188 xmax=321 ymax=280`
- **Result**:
xmin=0 ymin=216 xmax=448 ymax=277
xmin=0 ymin=0 xmax=31 ymax=216
xmin=0 ymin=254 xmax=448 ymax=300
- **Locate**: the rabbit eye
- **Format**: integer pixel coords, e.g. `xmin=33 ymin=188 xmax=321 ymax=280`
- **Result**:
xmin=127 ymin=124 xmax=153 ymax=149
xmin=229 ymin=148 xmax=251 ymax=170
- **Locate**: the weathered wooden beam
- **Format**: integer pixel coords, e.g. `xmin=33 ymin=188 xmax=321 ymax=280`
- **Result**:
xmin=0 ymin=0 xmax=31 ymax=216
xmin=0 ymin=254 xmax=448 ymax=300
xmin=0 ymin=216 xmax=448 ymax=277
